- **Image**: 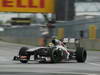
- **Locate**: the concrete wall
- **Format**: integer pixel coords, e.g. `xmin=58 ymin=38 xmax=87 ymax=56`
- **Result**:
xmin=0 ymin=26 xmax=41 ymax=45
xmin=80 ymin=39 xmax=100 ymax=50
xmin=54 ymin=17 xmax=100 ymax=39
xmin=0 ymin=17 xmax=100 ymax=50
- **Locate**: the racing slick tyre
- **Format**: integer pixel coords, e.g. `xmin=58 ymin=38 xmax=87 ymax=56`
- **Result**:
xmin=51 ymin=48 xmax=63 ymax=63
xmin=19 ymin=47 xmax=30 ymax=63
xmin=76 ymin=47 xmax=87 ymax=63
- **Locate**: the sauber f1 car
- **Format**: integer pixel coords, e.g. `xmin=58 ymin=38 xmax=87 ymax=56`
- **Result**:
xmin=13 ymin=38 xmax=87 ymax=63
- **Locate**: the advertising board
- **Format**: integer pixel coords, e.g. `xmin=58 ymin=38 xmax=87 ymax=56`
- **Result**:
xmin=0 ymin=0 xmax=55 ymax=13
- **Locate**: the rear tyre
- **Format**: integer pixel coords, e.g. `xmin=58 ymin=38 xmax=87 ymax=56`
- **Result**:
xmin=76 ymin=47 xmax=87 ymax=63
xmin=19 ymin=47 xmax=29 ymax=63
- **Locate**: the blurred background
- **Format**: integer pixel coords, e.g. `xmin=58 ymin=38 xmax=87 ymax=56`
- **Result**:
xmin=0 ymin=0 xmax=100 ymax=50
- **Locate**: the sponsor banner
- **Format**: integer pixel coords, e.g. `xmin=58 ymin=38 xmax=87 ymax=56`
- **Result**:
xmin=89 ymin=25 xmax=96 ymax=40
xmin=0 ymin=0 xmax=55 ymax=13
xmin=57 ymin=28 xmax=64 ymax=39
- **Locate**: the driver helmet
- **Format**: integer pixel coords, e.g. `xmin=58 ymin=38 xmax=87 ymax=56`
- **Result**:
xmin=52 ymin=39 xmax=60 ymax=45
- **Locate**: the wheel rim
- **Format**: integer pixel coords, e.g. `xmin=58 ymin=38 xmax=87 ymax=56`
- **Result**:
xmin=52 ymin=50 xmax=62 ymax=62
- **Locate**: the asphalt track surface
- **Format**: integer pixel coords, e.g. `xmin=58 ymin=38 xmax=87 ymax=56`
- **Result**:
xmin=0 ymin=41 xmax=100 ymax=75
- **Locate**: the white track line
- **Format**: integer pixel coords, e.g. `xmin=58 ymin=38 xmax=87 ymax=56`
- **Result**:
xmin=87 ymin=74 xmax=98 ymax=75
xmin=0 ymin=71 xmax=96 ymax=75
xmin=36 ymin=72 xmax=98 ymax=75
xmin=88 ymin=63 xmax=100 ymax=67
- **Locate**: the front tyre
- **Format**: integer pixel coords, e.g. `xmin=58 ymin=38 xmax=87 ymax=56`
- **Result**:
xmin=76 ymin=47 xmax=87 ymax=63
xmin=19 ymin=47 xmax=29 ymax=63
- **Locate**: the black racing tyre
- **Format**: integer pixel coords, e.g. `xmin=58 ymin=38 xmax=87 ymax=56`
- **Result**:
xmin=76 ymin=47 xmax=87 ymax=63
xmin=19 ymin=47 xmax=29 ymax=63
xmin=20 ymin=59 xmax=28 ymax=64
xmin=19 ymin=47 xmax=28 ymax=56
xmin=51 ymin=48 xmax=62 ymax=63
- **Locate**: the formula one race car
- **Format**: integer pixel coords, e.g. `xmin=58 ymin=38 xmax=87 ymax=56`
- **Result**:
xmin=13 ymin=38 xmax=87 ymax=63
